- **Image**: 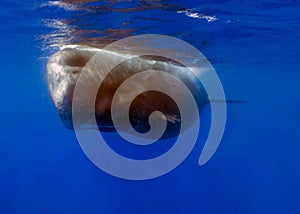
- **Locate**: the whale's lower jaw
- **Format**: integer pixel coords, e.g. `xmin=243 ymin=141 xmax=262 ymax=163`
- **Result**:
xmin=47 ymin=45 xmax=208 ymax=139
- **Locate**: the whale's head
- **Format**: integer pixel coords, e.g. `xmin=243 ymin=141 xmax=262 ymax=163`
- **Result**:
xmin=47 ymin=47 xmax=96 ymax=129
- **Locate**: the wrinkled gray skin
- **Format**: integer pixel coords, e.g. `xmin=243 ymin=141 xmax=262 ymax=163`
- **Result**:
xmin=47 ymin=46 xmax=97 ymax=129
xmin=47 ymin=45 xmax=208 ymax=138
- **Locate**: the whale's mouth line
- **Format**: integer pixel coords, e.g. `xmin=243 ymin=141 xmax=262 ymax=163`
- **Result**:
xmin=98 ymin=125 xmax=116 ymax=132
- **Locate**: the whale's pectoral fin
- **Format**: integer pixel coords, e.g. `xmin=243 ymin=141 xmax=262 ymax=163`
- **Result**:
xmin=209 ymin=98 xmax=248 ymax=104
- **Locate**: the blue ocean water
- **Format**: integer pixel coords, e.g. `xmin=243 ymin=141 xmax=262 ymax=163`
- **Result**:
xmin=1 ymin=0 xmax=300 ymax=213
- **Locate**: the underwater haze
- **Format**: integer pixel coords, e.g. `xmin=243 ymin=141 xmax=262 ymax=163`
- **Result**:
xmin=0 ymin=0 xmax=300 ymax=213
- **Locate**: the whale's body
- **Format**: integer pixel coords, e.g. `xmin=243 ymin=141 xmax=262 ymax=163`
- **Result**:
xmin=47 ymin=45 xmax=208 ymax=138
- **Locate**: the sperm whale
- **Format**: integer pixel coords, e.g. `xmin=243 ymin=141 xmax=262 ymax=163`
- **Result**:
xmin=47 ymin=45 xmax=208 ymax=139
